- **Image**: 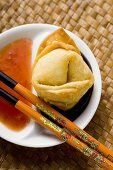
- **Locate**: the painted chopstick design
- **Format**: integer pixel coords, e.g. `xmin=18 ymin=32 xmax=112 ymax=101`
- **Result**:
xmin=0 ymin=71 xmax=113 ymax=162
xmin=0 ymin=88 xmax=113 ymax=170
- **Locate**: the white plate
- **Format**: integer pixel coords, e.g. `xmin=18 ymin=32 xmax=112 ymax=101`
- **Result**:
xmin=0 ymin=24 xmax=101 ymax=148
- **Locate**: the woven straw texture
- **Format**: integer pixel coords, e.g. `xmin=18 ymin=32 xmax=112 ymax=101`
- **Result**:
xmin=0 ymin=0 xmax=113 ymax=169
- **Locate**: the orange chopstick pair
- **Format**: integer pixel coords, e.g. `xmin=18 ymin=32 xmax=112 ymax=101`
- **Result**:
xmin=4 ymin=70 xmax=113 ymax=162
xmin=0 ymin=71 xmax=113 ymax=170
xmin=1 ymin=89 xmax=113 ymax=169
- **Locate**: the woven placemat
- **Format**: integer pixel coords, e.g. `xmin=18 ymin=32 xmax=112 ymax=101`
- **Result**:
xmin=0 ymin=0 xmax=113 ymax=169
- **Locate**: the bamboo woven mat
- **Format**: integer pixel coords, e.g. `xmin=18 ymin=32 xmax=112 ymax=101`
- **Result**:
xmin=0 ymin=0 xmax=113 ymax=169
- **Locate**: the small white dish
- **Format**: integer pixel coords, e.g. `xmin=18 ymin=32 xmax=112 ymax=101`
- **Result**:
xmin=0 ymin=24 xmax=101 ymax=148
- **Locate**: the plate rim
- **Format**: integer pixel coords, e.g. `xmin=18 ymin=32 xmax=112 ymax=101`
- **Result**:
xmin=0 ymin=23 xmax=102 ymax=148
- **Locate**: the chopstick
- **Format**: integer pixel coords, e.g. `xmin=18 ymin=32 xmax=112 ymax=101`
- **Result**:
xmin=1 ymin=71 xmax=113 ymax=162
xmin=0 ymin=88 xmax=113 ymax=170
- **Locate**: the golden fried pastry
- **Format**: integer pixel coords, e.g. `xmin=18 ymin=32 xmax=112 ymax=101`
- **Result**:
xmin=32 ymin=28 xmax=94 ymax=110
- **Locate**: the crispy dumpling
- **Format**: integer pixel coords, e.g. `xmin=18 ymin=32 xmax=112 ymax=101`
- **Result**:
xmin=32 ymin=28 xmax=94 ymax=110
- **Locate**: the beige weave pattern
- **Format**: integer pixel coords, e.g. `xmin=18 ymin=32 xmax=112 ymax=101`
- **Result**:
xmin=0 ymin=0 xmax=113 ymax=169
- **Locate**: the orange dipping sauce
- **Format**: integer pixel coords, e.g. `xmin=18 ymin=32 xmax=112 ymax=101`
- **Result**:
xmin=0 ymin=39 xmax=32 ymax=131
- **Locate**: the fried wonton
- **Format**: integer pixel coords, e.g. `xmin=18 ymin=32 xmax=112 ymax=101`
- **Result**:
xmin=32 ymin=28 xmax=94 ymax=110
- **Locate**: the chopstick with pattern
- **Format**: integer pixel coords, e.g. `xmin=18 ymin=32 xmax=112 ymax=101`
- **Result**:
xmin=0 ymin=88 xmax=113 ymax=170
xmin=0 ymin=71 xmax=113 ymax=162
